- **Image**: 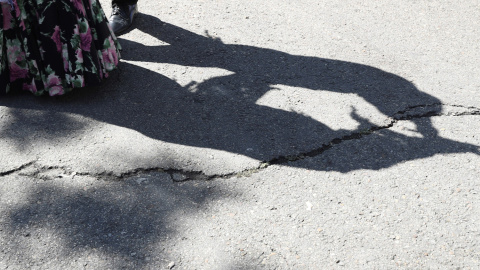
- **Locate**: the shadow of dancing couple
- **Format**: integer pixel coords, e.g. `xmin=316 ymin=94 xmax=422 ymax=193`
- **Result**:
xmin=3 ymin=13 xmax=479 ymax=172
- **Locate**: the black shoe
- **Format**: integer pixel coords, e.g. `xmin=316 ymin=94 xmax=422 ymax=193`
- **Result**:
xmin=109 ymin=3 xmax=138 ymax=35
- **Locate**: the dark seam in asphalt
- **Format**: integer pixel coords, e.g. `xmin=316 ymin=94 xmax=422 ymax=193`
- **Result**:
xmin=0 ymin=161 xmax=36 ymax=177
xmin=2 ymin=104 xmax=479 ymax=181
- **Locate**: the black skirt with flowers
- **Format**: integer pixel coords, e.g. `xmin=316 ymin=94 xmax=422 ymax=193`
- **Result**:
xmin=0 ymin=0 xmax=121 ymax=96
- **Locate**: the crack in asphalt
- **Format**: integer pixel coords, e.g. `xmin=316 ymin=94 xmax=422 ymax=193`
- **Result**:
xmin=2 ymin=104 xmax=479 ymax=181
xmin=0 ymin=161 xmax=37 ymax=177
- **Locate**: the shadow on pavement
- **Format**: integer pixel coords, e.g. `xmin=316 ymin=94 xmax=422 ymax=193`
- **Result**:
xmin=1 ymin=13 xmax=479 ymax=270
xmin=3 ymin=173 xmax=238 ymax=268
xmin=0 ymin=14 xmax=478 ymax=172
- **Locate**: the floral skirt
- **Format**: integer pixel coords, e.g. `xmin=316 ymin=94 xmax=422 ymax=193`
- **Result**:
xmin=0 ymin=0 xmax=121 ymax=96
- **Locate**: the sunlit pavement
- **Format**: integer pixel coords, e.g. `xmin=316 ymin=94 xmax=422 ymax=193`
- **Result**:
xmin=1 ymin=1 xmax=479 ymax=269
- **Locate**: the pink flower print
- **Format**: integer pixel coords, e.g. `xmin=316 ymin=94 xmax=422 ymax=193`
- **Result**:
xmin=12 ymin=1 xmax=27 ymax=30
xmin=108 ymin=37 xmax=119 ymax=64
xmin=71 ymin=0 xmax=86 ymax=15
xmin=101 ymin=50 xmax=112 ymax=70
xmin=101 ymin=49 xmax=118 ymax=71
xmin=80 ymin=28 xmax=92 ymax=51
xmin=6 ymin=43 xmax=23 ymax=63
xmin=9 ymin=63 xmax=29 ymax=81
xmin=75 ymin=48 xmax=84 ymax=63
xmin=14 ymin=0 xmax=20 ymax=17
xmin=99 ymin=37 xmax=119 ymax=73
xmin=2 ymin=3 xmax=13 ymax=30
xmin=22 ymin=78 xmax=38 ymax=94
xmin=46 ymin=73 xmax=61 ymax=86
xmin=48 ymin=85 xmax=64 ymax=96
xmin=45 ymin=74 xmax=64 ymax=96
xmin=51 ymin=26 xmax=62 ymax=52
xmin=74 ymin=23 xmax=80 ymax=35
xmin=110 ymin=47 xmax=119 ymax=65
xmin=19 ymin=20 xmax=25 ymax=30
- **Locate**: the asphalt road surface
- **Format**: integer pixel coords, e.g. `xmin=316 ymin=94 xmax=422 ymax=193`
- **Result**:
xmin=1 ymin=0 xmax=479 ymax=269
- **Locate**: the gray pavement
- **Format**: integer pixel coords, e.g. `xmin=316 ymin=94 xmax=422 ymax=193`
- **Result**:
xmin=1 ymin=0 xmax=480 ymax=269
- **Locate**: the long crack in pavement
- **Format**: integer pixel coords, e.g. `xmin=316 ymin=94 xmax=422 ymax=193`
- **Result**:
xmin=2 ymin=104 xmax=479 ymax=181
